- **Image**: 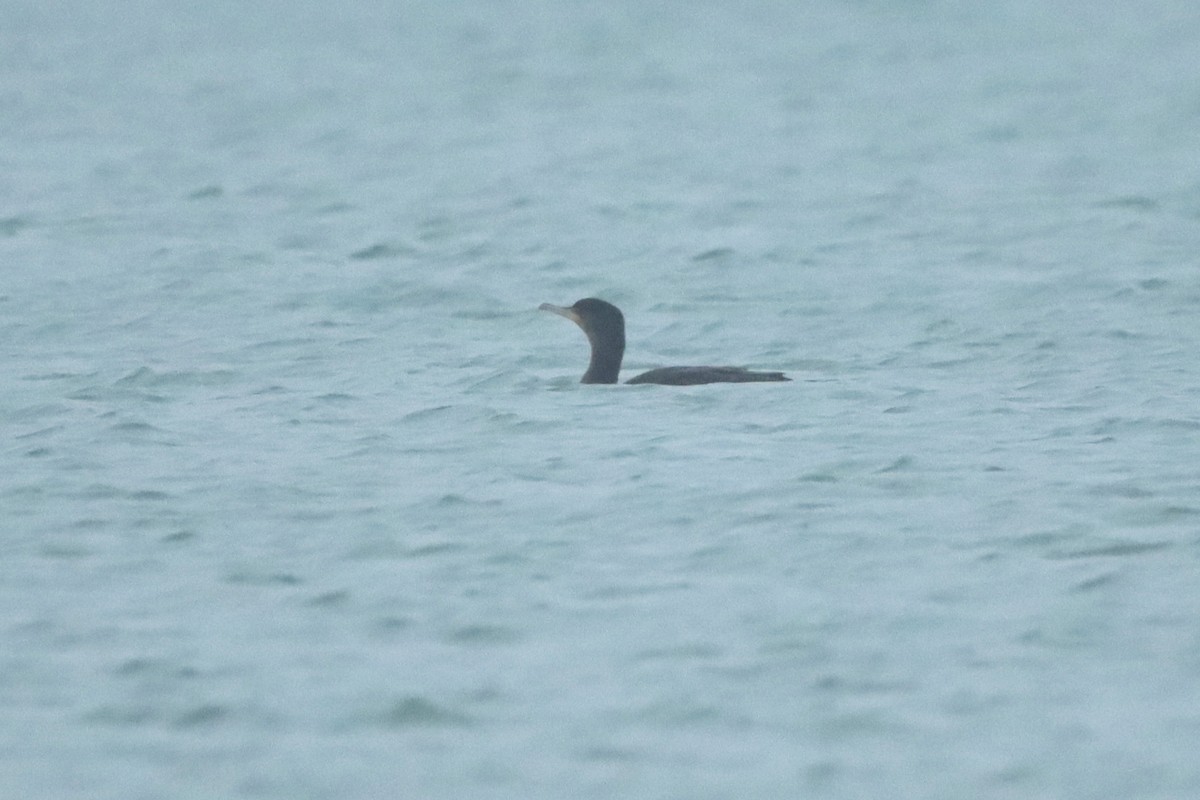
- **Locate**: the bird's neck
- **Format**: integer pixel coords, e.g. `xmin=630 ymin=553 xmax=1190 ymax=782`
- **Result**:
xmin=582 ymin=331 xmax=624 ymax=384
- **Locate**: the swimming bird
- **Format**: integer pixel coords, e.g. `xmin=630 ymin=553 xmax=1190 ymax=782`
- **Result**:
xmin=539 ymin=298 xmax=790 ymax=385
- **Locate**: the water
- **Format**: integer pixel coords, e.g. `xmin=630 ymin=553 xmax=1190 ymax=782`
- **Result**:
xmin=4 ymin=1 xmax=1200 ymax=797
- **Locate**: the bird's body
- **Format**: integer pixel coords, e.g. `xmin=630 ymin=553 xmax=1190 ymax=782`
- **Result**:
xmin=626 ymin=366 xmax=788 ymax=385
xmin=539 ymin=298 xmax=789 ymax=386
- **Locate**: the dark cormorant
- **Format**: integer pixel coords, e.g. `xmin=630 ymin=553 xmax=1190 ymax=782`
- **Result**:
xmin=539 ymin=298 xmax=790 ymax=385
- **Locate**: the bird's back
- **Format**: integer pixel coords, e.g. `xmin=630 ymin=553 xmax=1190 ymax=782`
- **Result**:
xmin=626 ymin=366 xmax=790 ymax=385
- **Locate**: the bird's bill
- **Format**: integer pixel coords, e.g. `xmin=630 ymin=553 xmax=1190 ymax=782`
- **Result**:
xmin=538 ymin=303 xmax=582 ymax=325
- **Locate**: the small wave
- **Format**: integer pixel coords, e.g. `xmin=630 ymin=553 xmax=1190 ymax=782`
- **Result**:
xmin=1049 ymin=540 xmax=1173 ymax=559
xmin=1095 ymin=195 xmax=1160 ymax=212
xmin=114 ymin=367 xmax=239 ymax=388
xmin=0 ymin=216 xmax=29 ymax=236
xmin=349 ymin=242 xmax=418 ymax=260
xmin=109 ymin=420 xmax=165 ymax=433
xmin=225 ymin=571 xmax=304 ymax=586
xmin=21 ymin=372 xmax=98 ymax=382
xmin=692 ymin=247 xmax=735 ymax=262
xmin=447 ymin=624 xmax=520 ymax=645
xmin=356 ymin=696 xmax=473 ymax=729
xmin=185 ymin=185 xmax=223 ymax=200
xmin=173 ymin=704 xmax=229 ymax=728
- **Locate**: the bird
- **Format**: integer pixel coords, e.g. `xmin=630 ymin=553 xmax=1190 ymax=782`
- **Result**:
xmin=538 ymin=298 xmax=790 ymax=385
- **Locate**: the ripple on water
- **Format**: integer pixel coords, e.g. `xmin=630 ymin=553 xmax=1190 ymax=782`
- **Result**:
xmin=0 ymin=215 xmax=31 ymax=236
xmin=113 ymin=366 xmax=240 ymax=388
xmin=447 ymin=624 xmax=521 ymax=645
xmin=350 ymin=696 xmax=473 ymax=729
xmin=349 ymin=242 xmax=419 ymax=261
xmin=1048 ymin=540 xmax=1174 ymax=559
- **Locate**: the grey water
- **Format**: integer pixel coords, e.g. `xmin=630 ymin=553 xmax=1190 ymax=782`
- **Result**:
xmin=4 ymin=1 xmax=1200 ymax=798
